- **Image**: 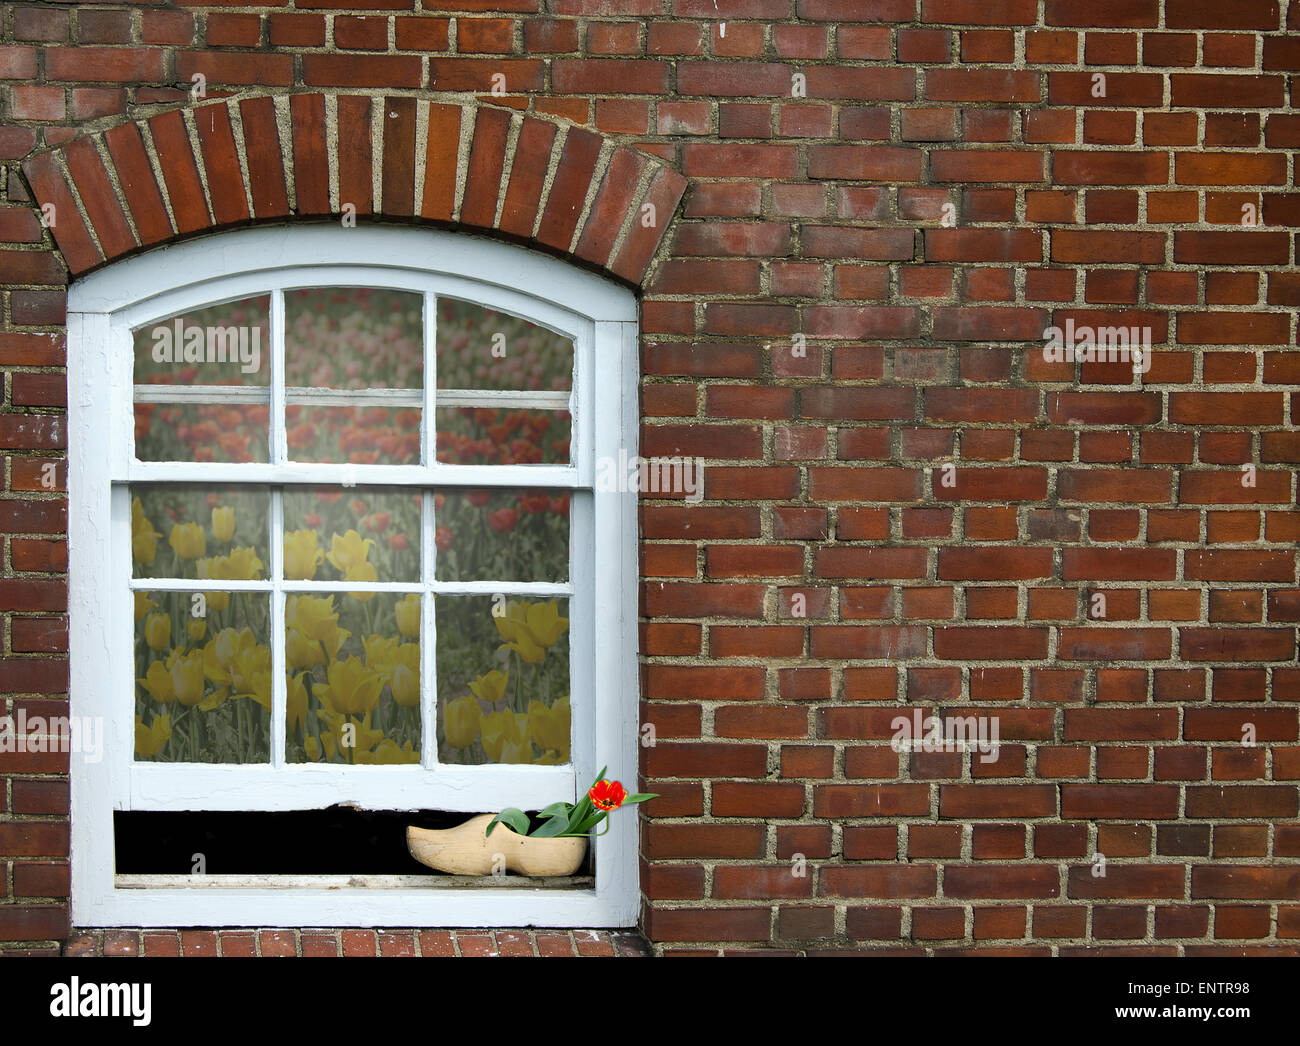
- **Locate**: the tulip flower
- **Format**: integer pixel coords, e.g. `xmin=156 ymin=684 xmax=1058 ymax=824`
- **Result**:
xmin=395 ymin=593 xmax=421 ymax=639
xmin=444 ymin=696 xmax=481 ymax=749
xmin=144 ymin=612 xmax=171 ymax=653
xmin=389 ymin=644 xmax=420 ymax=708
xmin=132 ymin=498 xmax=162 ymax=565
xmin=326 ymin=529 xmax=374 ymax=574
xmin=468 ymin=669 xmax=509 ymax=706
xmin=169 ymin=522 xmax=206 ymax=559
xmin=211 ymin=505 xmax=235 ymax=542
xmin=317 ymin=656 xmax=384 ymax=717
xmin=588 ymin=778 xmax=627 ymax=811
xmin=134 ymin=714 xmax=172 ymax=758
xmin=283 ymin=529 xmax=324 ymax=581
xmin=138 ymin=660 xmax=175 ymax=704
xmin=171 ymin=651 xmax=206 ymax=707
xmin=527 ymin=697 xmax=570 ymax=760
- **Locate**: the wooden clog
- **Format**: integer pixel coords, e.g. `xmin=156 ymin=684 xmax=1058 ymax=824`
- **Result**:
xmin=407 ymin=813 xmax=588 ymax=877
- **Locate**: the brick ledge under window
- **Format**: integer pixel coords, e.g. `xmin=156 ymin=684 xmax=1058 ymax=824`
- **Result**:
xmin=63 ymin=928 xmax=652 ymax=957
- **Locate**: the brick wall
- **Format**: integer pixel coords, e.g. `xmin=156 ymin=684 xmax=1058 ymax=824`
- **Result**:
xmin=2 ymin=0 xmax=1299 ymax=956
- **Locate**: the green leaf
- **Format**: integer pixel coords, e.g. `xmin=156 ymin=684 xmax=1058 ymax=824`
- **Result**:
xmin=538 ymin=801 xmax=572 ymax=820
xmin=486 ymin=807 xmax=529 ymax=837
xmin=531 ymin=815 xmax=569 ymax=839
xmin=624 ymin=793 xmax=659 ymax=804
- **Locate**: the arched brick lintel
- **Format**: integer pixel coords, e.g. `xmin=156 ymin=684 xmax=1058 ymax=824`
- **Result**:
xmin=22 ymin=92 xmax=689 ymax=288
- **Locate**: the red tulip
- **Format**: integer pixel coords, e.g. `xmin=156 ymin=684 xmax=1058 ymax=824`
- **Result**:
xmin=588 ymin=779 xmax=627 ymax=812
xmin=487 ymin=509 xmax=518 ymax=533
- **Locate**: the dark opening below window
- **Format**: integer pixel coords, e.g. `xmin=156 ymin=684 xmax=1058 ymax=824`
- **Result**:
xmin=115 ymin=808 xmax=475 ymax=875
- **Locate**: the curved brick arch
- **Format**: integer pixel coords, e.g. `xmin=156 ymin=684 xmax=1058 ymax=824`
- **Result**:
xmin=22 ymin=92 xmax=688 ymax=287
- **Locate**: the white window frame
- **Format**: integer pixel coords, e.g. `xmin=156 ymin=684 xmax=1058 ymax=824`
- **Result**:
xmin=67 ymin=225 xmax=641 ymax=927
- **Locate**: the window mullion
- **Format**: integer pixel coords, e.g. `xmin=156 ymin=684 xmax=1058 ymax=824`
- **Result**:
xmin=421 ymin=488 xmax=437 ymax=770
xmin=270 ymin=488 xmax=286 ymax=769
xmin=271 ymin=288 xmax=287 ymax=467
xmin=269 ymin=289 xmax=287 ymax=769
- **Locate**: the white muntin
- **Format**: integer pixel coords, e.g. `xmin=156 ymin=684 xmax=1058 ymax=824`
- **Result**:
xmin=1042 ymin=317 xmax=1153 ymax=374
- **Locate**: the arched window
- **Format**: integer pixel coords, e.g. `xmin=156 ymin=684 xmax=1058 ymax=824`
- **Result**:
xmin=68 ymin=225 xmax=640 ymax=927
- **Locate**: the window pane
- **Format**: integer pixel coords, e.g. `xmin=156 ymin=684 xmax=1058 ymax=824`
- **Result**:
xmin=134 ymin=295 xmax=270 ymax=387
xmin=134 ymin=591 xmax=271 ymax=763
xmin=285 ymin=404 xmax=421 ymax=466
xmin=133 ymin=296 xmax=271 ymax=464
xmin=285 ymin=592 xmax=421 ymax=765
xmin=434 ymin=489 xmax=569 ymax=583
xmin=135 ymin=402 xmax=270 ymax=464
xmin=435 ymin=406 xmax=570 ymax=465
xmin=436 ymin=299 xmax=572 ymax=392
xmin=436 ymin=595 xmax=570 ymax=766
xmin=285 ymin=287 xmax=423 ymax=390
xmin=131 ymin=485 xmax=269 ymax=583
xmin=283 ymin=487 xmax=420 ymax=584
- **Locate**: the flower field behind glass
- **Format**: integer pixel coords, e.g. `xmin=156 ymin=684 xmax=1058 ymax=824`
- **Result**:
xmin=130 ymin=288 xmax=573 ymax=767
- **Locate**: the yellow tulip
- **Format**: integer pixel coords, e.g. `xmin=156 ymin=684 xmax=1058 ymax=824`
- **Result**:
xmin=468 ymin=669 xmax=509 ymax=706
xmin=286 ymin=628 xmax=326 ymax=671
xmin=283 ymin=529 xmax=324 ymax=581
xmin=527 ymin=697 xmax=570 ymax=759
xmin=144 ymin=612 xmax=171 ymax=653
xmin=321 ymin=710 xmax=384 ymax=753
xmin=499 ymin=739 xmax=533 ymax=764
xmin=356 ymin=739 xmax=419 ymax=765
xmin=305 ymin=733 xmax=335 ymax=762
xmin=134 ymin=591 xmax=156 ymax=622
xmin=494 ymin=600 xmax=568 ymax=664
xmin=132 ymin=498 xmax=162 ymax=565
xmin=134 ymin=714 xmax=172 ymax=758
xmin=171 ymin=651 xmax=206 ymax=706
xmin=138 ymin=660 xmax=174 ymax=704
xmin=395 ymin=593 xmax=421 ymax=639
xmin=344 ymin=561 xmax=378 ymax=600
xmin=326 ymin=530 xmax=374 ymax=574
xmin=221 ymin=546 xmax=264 ymax=580
xmin=389 ymin=644 xmax=420 ymax=707
xmin=187 ymin=619 xmax=206 ymax=642
xmin=287 ymin=672 xmax=308 ymax=729
xmin=211 ymin=505 xmax=235 ymax=542
xmin=363 ymin=634 xmax=401 ymax=677
xmin=169 ymin=522 xmax=206 ymax=559
xmin=444 ymin=696 xmax=481 ymax=749
xmin=480 ymin=708 xmax=524 ymax=762
xmin=287 ymin=594 xmax=339 ymax=643
xmin=317 ymin=656 xmax=383 ymax=717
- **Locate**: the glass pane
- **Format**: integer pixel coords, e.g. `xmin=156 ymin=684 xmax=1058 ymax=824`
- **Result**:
xmin=436 ymin=595 xmax=570 ymax=766
xmin=131 ymin=485 xmax=269 ymax=582
xmin=134 ymin=295 xmax=270 ymax=388
xmin=435 ymin=406 xmax=570 ymax=465
xmin=282 ymin=487 xmax=420 ymax=584
xmin=434 ymin=489 xmax=568 ymax=583
xmin=135 ymin=402 xmax=270 ymax=464
xmin=133 ymin=296 xmax=270 ymax=464
xmin=134 ymin=590 xmax=271 ymax=763
xmin=285 ymin=592 xmax=421 ymax=765
xmin=285 ymin=404 xmax=421 ymax=466
xmin=285 ymin=287 xmax=423 ymax=390
xmin=436 ymin=299 xmax=572 ymax=392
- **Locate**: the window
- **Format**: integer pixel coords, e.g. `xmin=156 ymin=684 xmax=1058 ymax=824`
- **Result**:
xmin=69 ymin=226 xmax=640 ymax=927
